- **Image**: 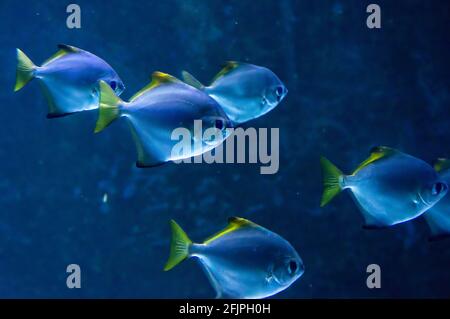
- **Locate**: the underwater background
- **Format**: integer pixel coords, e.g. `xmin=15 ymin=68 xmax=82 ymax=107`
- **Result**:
xmin=0 ymin=0 xmax=449 ymax=298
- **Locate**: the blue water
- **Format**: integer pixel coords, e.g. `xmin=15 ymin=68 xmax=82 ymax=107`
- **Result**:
xmin=0 ymin=0 xmax=449 ymax=298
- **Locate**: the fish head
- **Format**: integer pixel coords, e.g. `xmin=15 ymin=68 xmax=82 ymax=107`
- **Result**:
xmin=102 ymin=74 xmax=126 ymax=96
xmin=269 ymin=253 xmax=304 ymax=289
xmin=200 ymin=114 xmax=233 ymax=146
xmin=261 ymin=75 xmax=288 ymax=112
xmin=418 ymin=180 xmax=448 ymax=208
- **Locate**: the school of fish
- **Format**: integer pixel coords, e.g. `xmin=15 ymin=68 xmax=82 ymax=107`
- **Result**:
xmin=14 ymin=44 xmax=450 ymax=299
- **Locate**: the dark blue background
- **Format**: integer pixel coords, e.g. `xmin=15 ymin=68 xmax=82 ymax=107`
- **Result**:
xmin=0 ymin=0 xmax=449 ymax=298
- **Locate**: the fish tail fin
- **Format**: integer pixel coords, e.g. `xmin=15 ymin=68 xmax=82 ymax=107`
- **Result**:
xmin=181 ymin=71 xmax=205 ymax=90
xmin=164 ymin=220 xmax=193 ymax=271
xmin=320 ymin=156 xmax=344 ymax=207
xmin=94 ymin=80 xmax=123 ymax=133
xmin=14 ymin=48 xmax=36 ymax=92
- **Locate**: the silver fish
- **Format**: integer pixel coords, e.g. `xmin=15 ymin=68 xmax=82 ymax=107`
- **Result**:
xmin=320 ymin=146 xmax=448 ymax=228
xmin=94 ymin=72 xmax=232 ymax=167
xmin=182 ymin=61 xmax=287 ymax=124
xmin=14 ymin=44 xmax=124 ymax=117
xmin=164 ymin=217 xmax=304 ymax=299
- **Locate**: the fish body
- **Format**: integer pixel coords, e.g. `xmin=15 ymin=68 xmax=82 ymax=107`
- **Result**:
xmin=423 ymin=159 xmax=450 ymax=241
xmin=164 ymin=217 xmax=304 ymax=299
xmin=95 ymin=72 xmax=232 ymax=167
xmin=182 ymin=62 xmax=287 ymax=124
xmin=320 ymin=146 xmax=448 ymax=228
xmin=14 ymin=44 xmax=124 ymax=117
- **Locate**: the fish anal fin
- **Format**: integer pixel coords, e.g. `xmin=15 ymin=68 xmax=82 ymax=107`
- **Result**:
xmin=350 ymin=193 xmax=390 ymax=229
xmin=424 ymin=212 xmax=450 ymax=241
xmin=361 ymin=212 xmax=389 ymax=230
xmin=126 ymin=121 xmax=166 ymax=167
xmin=38 ymin=82 xmax=60 ymax=115
xmin=198 ymin=259 xmax=224 ymax=299
xmin=46 ymin=111 xmax=78 ymax=119
xmin=136 ymin=161 xmax=166 ymax=168
xmin=352 ymin=146 xmax=397 ymax=175
xmin=362 ymin=223 xmax=389 ymax=230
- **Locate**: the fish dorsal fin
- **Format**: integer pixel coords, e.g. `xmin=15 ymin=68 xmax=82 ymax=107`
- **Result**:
xmin=43 ymin=44 xmax=81 ymax=65
xmin=129 ymin=71 xmax=181 ymax=102
xmin=210 ymin=61 xmax=243 ymax=84
xmin=434 ymin=158 xmax=450 ymax=173
xmin=203 ymin=217 xmax=255 ymax=245
xmin=352 ymin=146 xmax=398 ymax=175
xmin=57 ymin=44 xmax=81 ymax=53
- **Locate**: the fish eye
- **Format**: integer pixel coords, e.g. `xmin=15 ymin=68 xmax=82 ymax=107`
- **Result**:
xmin=288 ymin=260 xmax=298 ymax=274
xmin=432 ymin=182 xmax=447 ymax=195
xmin=110 ymin=81 xmax=117 ymax=91
xmin=275 ymin=86 xmax=284 ymax=97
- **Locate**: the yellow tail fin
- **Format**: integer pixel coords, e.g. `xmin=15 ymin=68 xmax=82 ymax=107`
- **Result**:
xmin=320 ymin=156 xmax=344 ymax=207
xmin=14 ymin=49 xmax=36 ymax=92
xmin=94 ymin=81 xmax=122 ymax=133
xmin=164 ymin=220 xmax=192 ymax=271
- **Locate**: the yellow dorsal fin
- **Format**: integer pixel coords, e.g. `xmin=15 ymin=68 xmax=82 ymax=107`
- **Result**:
xmin=203 ymin=217 xmax=256 ymax=245
xmin=210 ymin=61 xmax=241 ymax=84
xmin=57 ymin=44 xmax=80 ymax=53
xmin=129 ymin=71 xmax=181 ymax=102
xmin=434 ymin=158 xmax=450 ymax=172
xmin=352 ymin=146 xmax=397 ymax=175
xmin=43 ymin=44 xmax=81 ymax=65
